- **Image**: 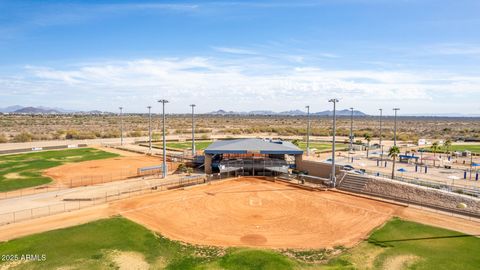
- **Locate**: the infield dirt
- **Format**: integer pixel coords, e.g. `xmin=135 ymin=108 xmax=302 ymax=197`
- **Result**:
xmin=43 ymin=155 xmax=178 ymax=187
xmin=112 ymin=177 xmax=405 ymax=249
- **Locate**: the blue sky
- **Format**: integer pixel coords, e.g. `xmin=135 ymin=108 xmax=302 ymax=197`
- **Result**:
xmin=0 ymin=0 xmax=479 ymax=114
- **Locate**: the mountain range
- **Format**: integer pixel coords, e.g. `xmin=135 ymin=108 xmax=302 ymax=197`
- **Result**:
xmin=208 ymin=109 xmax=367 ymax=116
xmin=0 ymin=106 xmax=105 ymax=114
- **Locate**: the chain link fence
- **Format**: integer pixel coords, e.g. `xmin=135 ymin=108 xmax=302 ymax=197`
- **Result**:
xmin=0 ymin=174 xmax=206 ymax=226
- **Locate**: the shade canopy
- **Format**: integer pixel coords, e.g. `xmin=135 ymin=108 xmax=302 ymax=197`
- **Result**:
xmin=204 ymin=138 xmax=303 ymax=155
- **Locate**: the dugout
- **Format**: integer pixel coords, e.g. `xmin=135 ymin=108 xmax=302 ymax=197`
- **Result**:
xmin=204 ymin=138 xmax=303 ymax=176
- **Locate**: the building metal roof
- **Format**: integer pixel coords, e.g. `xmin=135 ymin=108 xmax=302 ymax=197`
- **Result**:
xmin=204 ymin=138 xmax=303 ymax=155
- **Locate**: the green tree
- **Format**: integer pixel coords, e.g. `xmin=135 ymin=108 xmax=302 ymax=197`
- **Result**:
xmin=364 ymin=133 xmax=372 ymax=158
xmin=444 ymin=139 xmax=452 ymax=156
xmin=431 ymin=141 xmax=440 ymax=167
xmin=388 ymin=146 xmax=400 ymax=180
xmin=291 ymin=139 xmax=300 ymax=147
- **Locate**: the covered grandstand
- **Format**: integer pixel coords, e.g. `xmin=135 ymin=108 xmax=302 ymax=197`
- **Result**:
xmin=204 ymin=138 xmax=303 ymax=176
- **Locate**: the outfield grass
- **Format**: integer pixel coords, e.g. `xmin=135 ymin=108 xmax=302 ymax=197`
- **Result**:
xmin=0 ymin=148 xmax=119 ymax=192
xmin=1 ymin=217 xmax=479 ymax=269
xmin=297 ymin=142 xmax=348 ymax=152
xmin=422 ymin=144 xmax=480 ymax=154
xmin=325 ymin=217 xmax=480 ymax=269
xmin=166 ymin=141 xmax=213 ymax=151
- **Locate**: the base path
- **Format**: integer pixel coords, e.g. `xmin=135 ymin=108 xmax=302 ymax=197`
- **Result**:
xmin=112 ymin=177 xmax=404 ymax=249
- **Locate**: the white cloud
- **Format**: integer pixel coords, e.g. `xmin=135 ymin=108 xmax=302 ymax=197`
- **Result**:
xmin=212 ymin=47 xmax=259 ymax=55
xmin=1 ymin=56 xmax=479 ymax=113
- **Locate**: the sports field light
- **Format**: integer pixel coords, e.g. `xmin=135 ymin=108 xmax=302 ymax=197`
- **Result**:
xmin=190 ymin=104 xmax=196 ymax=156
xmin=349 ymin=107 xmax=354 ymax=162
xmin=119 ymin=107 xmax=124 ymax=146
xmin=158 ymin=99 xmax=169 ymax=178
xmin=305 ymin=105 xmax=310 ymax=156
xmin=147 ymin=106 xmax=152 ymax=152
xmin=379 ymin=108 xmax=383 ymax=162
xmin=328 ymin=98 xmax=339 ymax=187
xmin=393 ymin=108 xmax=400 ymax=146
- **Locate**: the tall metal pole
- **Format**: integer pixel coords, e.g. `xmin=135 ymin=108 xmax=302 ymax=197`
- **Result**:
xmin=306 ymin=105 xmax=310 ymax=156
xmin=119 ymin=107 xmax=123 ymax=146
xmin=190 ymin=104 xmax=196 ymax=156
xmin=158 ymin=99 xmax=169 ymax=178
xmin=379 ymin=108 xmax=383 ymax=162
xmin=147 ymin=106 xmax=152 ymax=152
xmin=393 ymin=108 xmax=400 ymax=146
xmin=329 ymin=98 xmax=339 ymax=187
xmin=349 ymin=107 xmax=354 ymax=162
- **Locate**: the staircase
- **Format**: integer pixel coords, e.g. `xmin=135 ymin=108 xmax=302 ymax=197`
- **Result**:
xmin=338 ymin=173 xmax=369 ymax=193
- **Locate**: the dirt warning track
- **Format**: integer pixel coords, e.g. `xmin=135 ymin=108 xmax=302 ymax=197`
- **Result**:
xmin=112 ymin=177 xmax=404 ymax=249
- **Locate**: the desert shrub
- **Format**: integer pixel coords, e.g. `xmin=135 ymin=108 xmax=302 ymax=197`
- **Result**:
xmin=13 ymin=132 xmax=33 ymax=142
xmin=0 ymin=133 xmax=7 ymax=143
xmin=128 ymin=130 xmax=143 ymax=137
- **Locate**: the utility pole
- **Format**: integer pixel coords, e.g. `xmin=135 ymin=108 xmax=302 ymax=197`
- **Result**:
xmin=306 ymin=105 xmax=310 ymax=156
xmin=329 ymin=98 xmax=339 ymax=187
xmin=393 ymin=108 xmax=400 ymax=146
xmin=349 ymin=107 xmax=354 ymax=162
xmin=158 ymin=99 xmax=169 ymax=178
xmin=190 ymin=104 xmax=196 ymax=156
xmin=379 ymin=108 xmax=383 ymax=162
xmin=119 ymin=107 xmax=123 ymax=146
xmin=147 ymin=106 xmax=152 ymax=152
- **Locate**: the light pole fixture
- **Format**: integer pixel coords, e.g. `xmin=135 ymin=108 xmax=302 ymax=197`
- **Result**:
xmin=190 ymin=104 xmax=196 ymax=156
xmin=349 ymin=107 xmax=354 ymax=162
xmin=379 ymin=108 xmax=383 ymax=162
xmin=329 ymin=98 xmax=339 ymax=187
xmin=393 ymin=108 xmax=400 ymax=146
xmin=305 ymin=105 xmax=310 ymax=156
xmin=158 ymin=99 xmax=169 ymax=178
xmin=119 ymin=107 xmax=123 ymax=146
xmin=147 ymin=106 xmax=152 ymax=152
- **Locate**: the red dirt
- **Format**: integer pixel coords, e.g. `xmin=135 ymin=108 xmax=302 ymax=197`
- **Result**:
xmin=112 ymin=177 xmax=405 ymax=249
xmin=43 ymin=156 xmax=179 ymax=187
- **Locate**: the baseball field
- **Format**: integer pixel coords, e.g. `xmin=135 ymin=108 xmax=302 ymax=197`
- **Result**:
xmin=0 ymin=148 xmax=119 ymax=192
xmin=0 ymin=177 xmax=479 ymax=269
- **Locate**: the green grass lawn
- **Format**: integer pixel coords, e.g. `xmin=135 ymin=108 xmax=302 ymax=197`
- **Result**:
xmin=166 ymin=141 xmax=213 ymax=151
xmin=422 ymin=144 xmax=480 ymax=154
xmin=1 ymin=217 xmax=478 ymax=269
xmin=0 ymin=148 xmax=119 ymax=192
xmin=297 ymin=142 xmax=348 ymax=152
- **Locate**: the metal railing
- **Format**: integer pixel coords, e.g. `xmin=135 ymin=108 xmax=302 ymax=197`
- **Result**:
xmin=0 ymin=174 xmax=206 ymax=226
xmin=362 ymin=169 xmax=480 ymax=198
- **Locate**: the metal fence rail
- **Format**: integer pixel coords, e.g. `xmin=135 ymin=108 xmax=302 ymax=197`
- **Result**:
xmin=363 ymin=169 xmax=480 ymax=198
xmin=0 ymin=175 xmax=206 ymax=226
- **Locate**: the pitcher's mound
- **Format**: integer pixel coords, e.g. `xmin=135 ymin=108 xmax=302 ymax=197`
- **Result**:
xmin=113 ymin=177 xmax=403 ymax=249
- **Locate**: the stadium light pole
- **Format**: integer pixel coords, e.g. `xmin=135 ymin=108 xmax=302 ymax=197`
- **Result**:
xmin=147 ymin=106 xmax=152 ymax=152
xmin=119 ymin=107 xmax=123 ymax=146
xmin=329 ymin=98 xmax=339 ymax=188
xmin=158 ymin=99 xmax=169 ymax=178
xmin=379 ymin=108 xmax=383 ymax=162
xmin=349 ymin=107 xmax=354 ymax=162
xmin=190 ymin=104 xmax=196 ymax=156
xmin=393 ymin=108 xmax=400 ymax=146
xmin=306 ymin=105 xmax=310 ymax=156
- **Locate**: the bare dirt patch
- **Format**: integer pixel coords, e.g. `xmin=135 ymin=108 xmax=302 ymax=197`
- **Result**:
xmin=383 ymin=254 xmax=419 ymax=270
xmin=112 ymin=177 xmax=404 ymax=249
xmin=109 ymin=250 xmax=149 ymax=270
xmin=4 ymin=173 xmax=25 ymax=180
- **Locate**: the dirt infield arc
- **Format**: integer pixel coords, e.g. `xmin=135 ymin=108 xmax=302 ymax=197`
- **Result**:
xmin=43 ymin=156 xmax=179 ymax=187
xmin=113 ymin=177 xmax=405 ymax=249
